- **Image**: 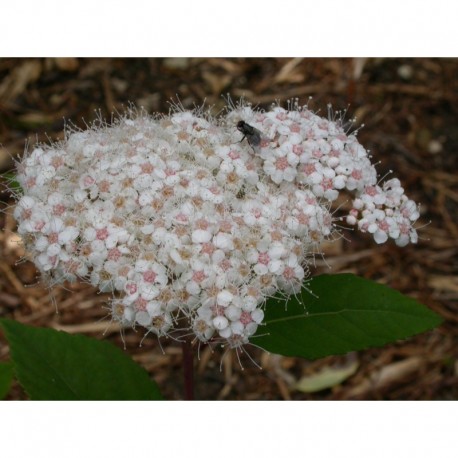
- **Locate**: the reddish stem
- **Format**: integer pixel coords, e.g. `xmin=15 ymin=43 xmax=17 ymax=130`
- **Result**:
xmin=181 ymin=339 xmax=195 ymax=400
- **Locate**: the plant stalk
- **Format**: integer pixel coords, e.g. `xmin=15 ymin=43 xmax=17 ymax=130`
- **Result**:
xmin=181 ymin=338 xmax=195 ymax=400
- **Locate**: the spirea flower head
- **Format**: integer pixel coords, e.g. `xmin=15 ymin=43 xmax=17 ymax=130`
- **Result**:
xmin=12 ymin=99 xmax=420 ymax=348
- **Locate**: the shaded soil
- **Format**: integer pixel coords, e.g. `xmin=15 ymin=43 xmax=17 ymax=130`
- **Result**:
xmin=0 ymin=58 xmax=457 ymax=400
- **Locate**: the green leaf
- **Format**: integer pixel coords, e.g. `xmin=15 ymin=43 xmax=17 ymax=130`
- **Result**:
xmin=255 ymin=274 xmax=443 ymax=359
xmin=294 ymin=359 xmax=359 ymax=393
xmin=0 ymin=319 xmax=162 ymax=400
xmin=0 ymin=171 xmax=22 ymax=194
xmin=0 ymin=362 xmax=14 ymax=399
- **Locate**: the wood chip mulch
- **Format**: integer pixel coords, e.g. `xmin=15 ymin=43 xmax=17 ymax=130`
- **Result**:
xmin=0 ymin=58 xmax=457 ymax=400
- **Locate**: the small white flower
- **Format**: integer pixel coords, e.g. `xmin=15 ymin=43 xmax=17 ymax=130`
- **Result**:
xmin=192 ymin=229 xmax=212 ymax=244
xmin=213 ymin=232 xmax=234 ymax=251
xmin=217 ymin=290 xmax=233 ymax=307
xmin=225 ymin=305 xmax=242 ymax=321
xmin=213 ymin=316 xmax=229 ymax=330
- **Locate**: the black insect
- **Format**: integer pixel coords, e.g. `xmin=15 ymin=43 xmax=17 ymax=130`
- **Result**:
xmin=237 ymin=121 xmax=262 ymax=149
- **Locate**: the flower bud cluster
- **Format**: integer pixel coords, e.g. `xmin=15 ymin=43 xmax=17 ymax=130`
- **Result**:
xmin=13 ymin=101 xmax=420 ymax=348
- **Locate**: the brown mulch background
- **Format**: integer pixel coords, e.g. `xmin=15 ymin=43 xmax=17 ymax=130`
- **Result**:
xmin=0 ymin=58 xmax=457 ymax=400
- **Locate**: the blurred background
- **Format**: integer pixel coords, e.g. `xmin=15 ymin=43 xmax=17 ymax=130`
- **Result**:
xmin=0 ymin=57 xmax=457 ymax=400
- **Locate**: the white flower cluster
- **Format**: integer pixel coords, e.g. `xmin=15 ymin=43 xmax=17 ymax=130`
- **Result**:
xmin=13 ymin=101 xmax=420 ymax=348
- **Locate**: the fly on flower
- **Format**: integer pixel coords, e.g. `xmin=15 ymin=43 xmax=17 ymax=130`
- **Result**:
xmin=237 ymin=121 xmax=262 ymax=151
